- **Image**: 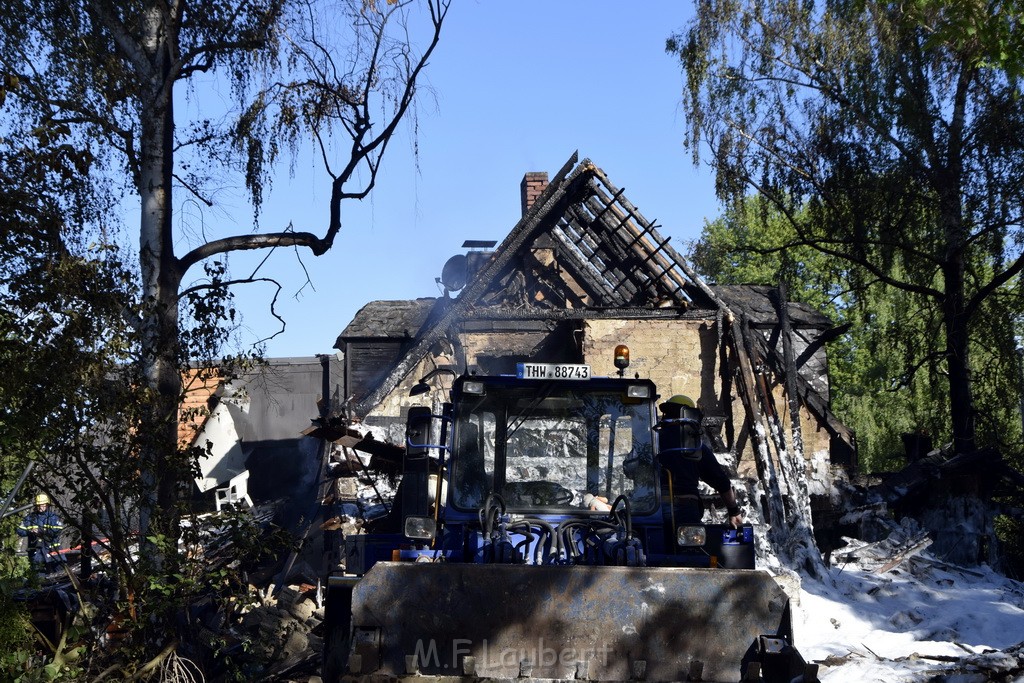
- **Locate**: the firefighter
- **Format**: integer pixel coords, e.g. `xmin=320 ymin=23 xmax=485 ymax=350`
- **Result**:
xmin=658 ymin=395 xmax=743 ymax=528
xmin=17 ymin=493 xmax=64 ymax=571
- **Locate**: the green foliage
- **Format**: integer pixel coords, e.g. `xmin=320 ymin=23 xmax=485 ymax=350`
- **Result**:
xmin=833 ymin=291 xmax=950 ymax=471
xmin=693 ymin=195 xmax=1024 ymax=471
xmin=0 ymin=0 xmax=447 ymax=675
xmin=0 ymin=584 xmax=33 ymax=655
xmin=907 ymin=0 xmax=1024 ymax=79
xmin=671 ymin=0 xmax=1024 ymax=456
xmin=995 ymin=514 xmax=1024 ymax=579
xmin=0 ymin=577 xmax=89 ymax=683
xmin=692 ymin=197 xmax=963 ymax=471
xmin=692 ymin=196 xmax=846 ymax=313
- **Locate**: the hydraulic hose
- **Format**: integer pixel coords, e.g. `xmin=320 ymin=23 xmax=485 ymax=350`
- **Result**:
xmin=512 ymin=518 xmax=559 ymax=564
xmin=610 ymin=494 xmax=633 ymax=539
xmin=480 ymin=493 xmax=506 ymax=538
xmin=507 ymin=521 xmax=542 ymax=563
xmin=557 ymin=519 xmax=618 ymax=563
xmin=509 ymin=526 xmax=536 ymax=559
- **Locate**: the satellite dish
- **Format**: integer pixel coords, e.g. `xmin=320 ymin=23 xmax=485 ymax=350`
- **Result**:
xmin=440 ymin=254 xmax=468 ymax=292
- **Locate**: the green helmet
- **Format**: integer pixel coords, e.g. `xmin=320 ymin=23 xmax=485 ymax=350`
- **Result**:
xmin=665 ymin=394 xmax=696 ymax=409
xmin=659 ymin=395 xmax=700 ymax=411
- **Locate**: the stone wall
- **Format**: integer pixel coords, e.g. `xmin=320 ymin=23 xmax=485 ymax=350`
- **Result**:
xmin=582 ymin=317 xmax=832 ymax=487
xmin=582 ymin=318 xmax=718 ymax=408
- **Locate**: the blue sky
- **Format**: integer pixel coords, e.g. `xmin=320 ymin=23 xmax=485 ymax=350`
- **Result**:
xmin=221 ymin=1 xmax=724 ymax=358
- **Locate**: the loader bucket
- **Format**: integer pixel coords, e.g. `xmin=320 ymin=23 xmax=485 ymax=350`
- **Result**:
xmin=342 ymin=562 xmax=809 ymax=682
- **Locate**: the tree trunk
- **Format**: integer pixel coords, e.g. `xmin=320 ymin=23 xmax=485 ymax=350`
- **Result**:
xmin=938 ymin=63 xmax=976 ymax=456
xmin=940 ymin=187 xmax=976 ymax=455
xmin=137 ymin=12 xmax=182 ymax=561
xmin=944 ymin=285 xmax=975 ymax=455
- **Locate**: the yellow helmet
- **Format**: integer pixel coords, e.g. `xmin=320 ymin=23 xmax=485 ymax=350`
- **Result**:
xmin=35 ymin=493 xmax=50 ymax=506
xmin=663 ymin=394 xmax=696 ymax=409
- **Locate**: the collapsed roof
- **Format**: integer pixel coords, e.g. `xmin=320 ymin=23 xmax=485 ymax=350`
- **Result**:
xmin=338 ymin=152 xmax=833 ymax=415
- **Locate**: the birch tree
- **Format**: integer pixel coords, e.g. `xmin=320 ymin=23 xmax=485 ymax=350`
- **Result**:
xmin=692 ymin=198 xmax=991 ymax=471
xmin=0 ymin=0 xmax=448 ymax=651
xmin=671 ymin=0 xmax=1024 ymax=456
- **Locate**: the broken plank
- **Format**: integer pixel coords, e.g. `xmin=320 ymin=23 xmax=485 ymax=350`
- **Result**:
xmin=875 ymin=536 xmax=934 ymax=574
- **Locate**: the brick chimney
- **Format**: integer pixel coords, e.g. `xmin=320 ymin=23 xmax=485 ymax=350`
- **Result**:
xmin=520 ymin=171 xmax=549 ymax=216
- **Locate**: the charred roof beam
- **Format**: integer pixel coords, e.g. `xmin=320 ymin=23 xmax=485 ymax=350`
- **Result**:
xmin=582 ymin=179 xmax=690 ymax=306
xmin=549 ymin=222 xmax=625 ymax=304
xmin=585 ymin=170 xmax=711 ymax=306
xmin=578 ymin=219 xmax=673 ymax=306
xmin=563 ymin=202 xmax=655 ymax=305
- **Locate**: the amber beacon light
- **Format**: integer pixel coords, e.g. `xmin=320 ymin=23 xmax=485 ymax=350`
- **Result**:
xmin=614 ymin=345 xmax=630 ymax=376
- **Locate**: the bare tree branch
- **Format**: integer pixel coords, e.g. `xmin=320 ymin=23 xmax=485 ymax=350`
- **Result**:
xmin=176 ymin=0 xmax=449 ymax=277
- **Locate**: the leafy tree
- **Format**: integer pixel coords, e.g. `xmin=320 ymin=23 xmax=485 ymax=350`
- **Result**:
xmin=909 ymin=0 xmax=1024 ymax=79
xmin=0 ymin=0 xmax=448 ymax=671
xmin=0 ymin=121 xmax=147 ymax=676
xmin=691 ymin=198 xmax=969 ymax=471
xmin=691 ymin=196 xmax=845 ymax=314
xmin=670 ymin=0 xmax=1024 ymax=456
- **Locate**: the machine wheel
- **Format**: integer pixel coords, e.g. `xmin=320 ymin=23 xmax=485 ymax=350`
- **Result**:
xmin=321 ymin=584 xmax=353 ymax=683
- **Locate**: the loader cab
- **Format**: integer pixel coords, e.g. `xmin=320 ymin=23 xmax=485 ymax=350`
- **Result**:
xmin=447 ymin=370 xmax=660 ymax=517
xmin=386 ymin=361 xmax=753 ymax=569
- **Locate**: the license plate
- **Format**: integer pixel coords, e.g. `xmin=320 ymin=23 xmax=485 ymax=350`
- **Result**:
xmin=516 ymin=363 xmax=591 ymax=380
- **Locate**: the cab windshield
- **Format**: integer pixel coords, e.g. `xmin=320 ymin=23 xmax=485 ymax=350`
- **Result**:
xmin=450 ymin=381 xmax=658 ymax=515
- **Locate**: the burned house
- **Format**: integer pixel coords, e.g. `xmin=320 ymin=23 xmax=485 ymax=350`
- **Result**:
xmin=332 ymin=153 xmax=856 ymax=530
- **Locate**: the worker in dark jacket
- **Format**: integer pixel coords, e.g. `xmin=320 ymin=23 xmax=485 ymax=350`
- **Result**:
xmin=658 ymin=395 xmax=743 ymax=528
xmin=17 ymin=493 xmax=64 ymax=571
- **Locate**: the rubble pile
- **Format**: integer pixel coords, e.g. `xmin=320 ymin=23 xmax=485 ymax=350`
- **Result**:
xmin=234 ymin=579 xmax=325 ymax=681
xmin=164 ymin=439 xmax=399 ymax=682
xmin=928 ymin=641 xmax=1024 ymax=682
xmin=831 ymin=514 xmax=933 ymax=573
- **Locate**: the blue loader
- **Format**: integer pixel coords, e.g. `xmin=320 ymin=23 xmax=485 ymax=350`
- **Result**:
xmin=323 ymin=348 xmax=818 ymax=683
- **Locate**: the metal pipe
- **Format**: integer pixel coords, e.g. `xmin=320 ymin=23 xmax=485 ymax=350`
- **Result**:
xmin=1 ymin=461 xmax=34 ymax=520
xmin=2 ymin=502 xmax=32 ymax=521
